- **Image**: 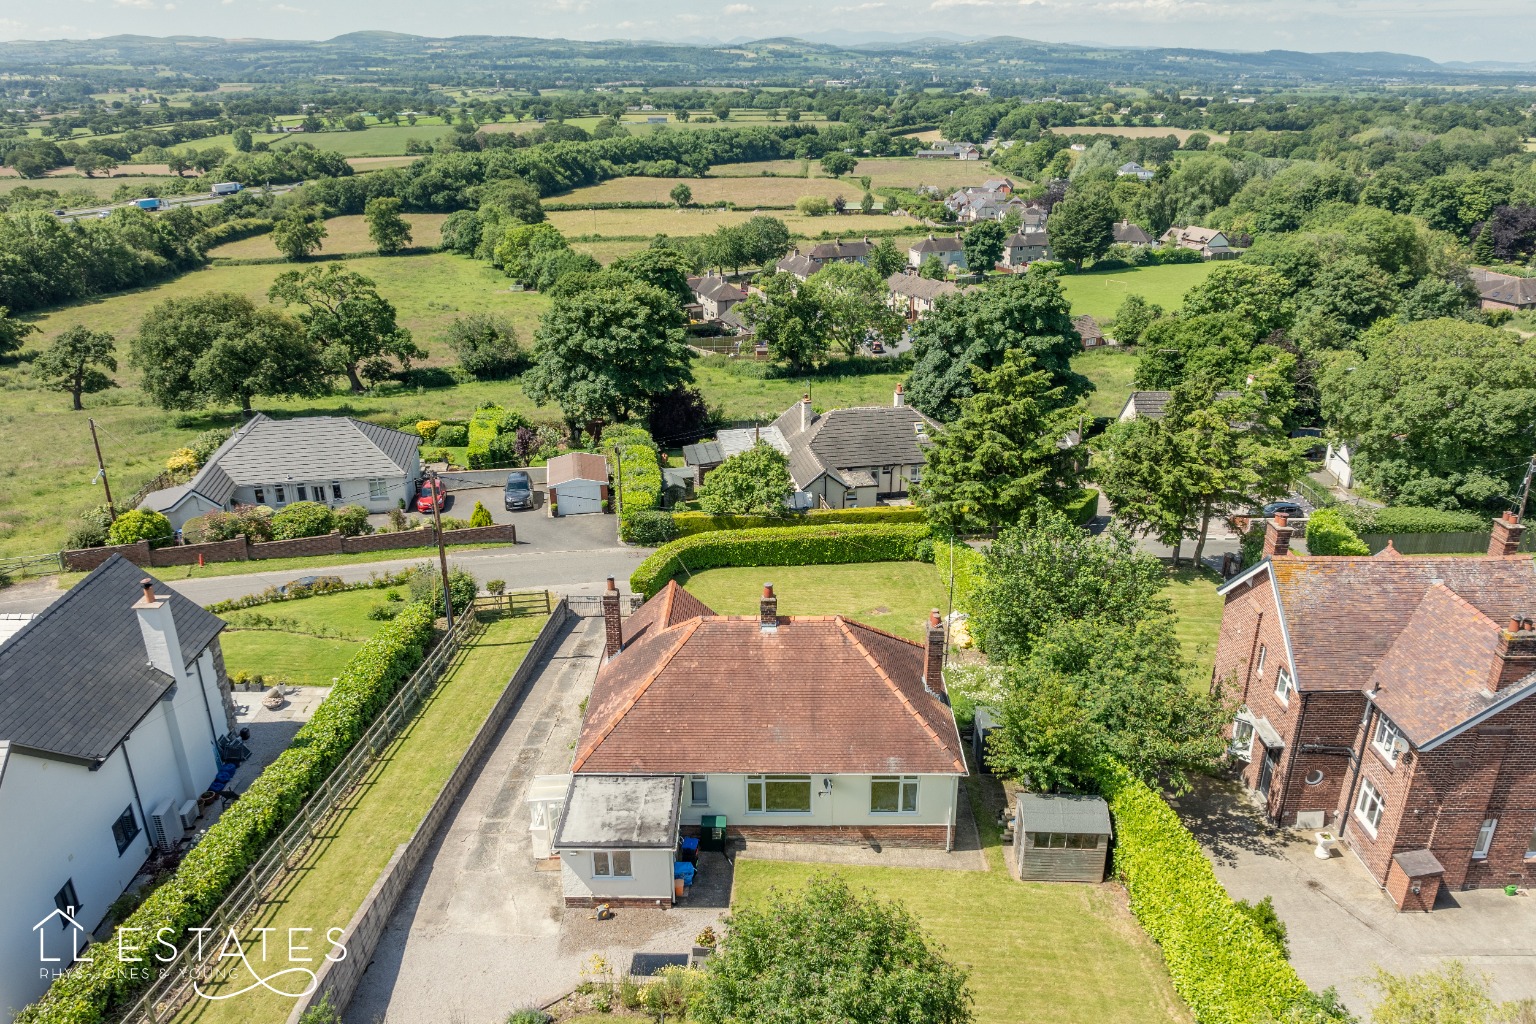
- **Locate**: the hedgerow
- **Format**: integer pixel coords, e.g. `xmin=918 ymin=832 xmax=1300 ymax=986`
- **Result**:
xmin=604 ymin=424 xmax=664 ymax=543
xmin=1095 ymin=759 xmax=1349 ymax=1024
xmin=630 ymin=523 xmax=932 ymax=597
xmin=1061 ymin=488 xmax=1100 ymax=527
xmin=1334 ymin=505 xmax=1490 ymax=535
xmin=16 ymin=602 xmax=439 ymax=1024
xmin=1302 ymin=508 xmax=1371 ymax=556
xmin=671 ymin=505 xmax=928 ymax=537
xmin=466 ymin=404 xmax=505 ymax=468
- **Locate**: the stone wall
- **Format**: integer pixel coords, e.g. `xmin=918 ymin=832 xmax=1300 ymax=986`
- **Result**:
xmin=286 ymin=598 xmax=570 ymax=1024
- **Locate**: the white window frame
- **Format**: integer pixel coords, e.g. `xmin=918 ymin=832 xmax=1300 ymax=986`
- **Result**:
xmin=592 ymin=851 xmax=632 ymax=878
xmin=274 ymin=485 xmax=286 ymax=505
xmin=1230 ymin=718 xmax=1256 ymax=761
xmin=1354 ymin=779 xmax=1385 ymax=837
xmin=1255 ymin=644 xmax=1267 ymax=677
xmin=253 ymin=487 xmax=266 ymax=504
xmin=1372 ymin=714 xmax=1404 ymax=765
xmin=369 ymin=478 xmax=388 ymax=500
xmin=689 ymin=775 xmax=709 ymax=807
xmin=331 ymin=481 xmax=343 ymax=501
xmin=870 ymin=776 xmax=920 ymax=815
xmin=1473 ymin=818 xmax=1497 ymax=861
xmin=745 ymin=774 xmax=813 ymax=815
xmin=1274 ymin=667 xmax=1295 ymax=706
xmin=1525 ymin=824 xmax=1536 ymax=860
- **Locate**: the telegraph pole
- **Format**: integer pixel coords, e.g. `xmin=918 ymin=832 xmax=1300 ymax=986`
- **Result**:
xmin=426 ymin=470 xmax=455 ymax=632
xmin=89 ymin=418 xmax=115 ymax=521
xmin=1518 ymin=454 xmax=1536 ymax=522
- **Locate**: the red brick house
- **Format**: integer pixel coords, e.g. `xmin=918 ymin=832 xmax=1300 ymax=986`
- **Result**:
xmin=1213 ymin=513 xmax=1536 ymax=910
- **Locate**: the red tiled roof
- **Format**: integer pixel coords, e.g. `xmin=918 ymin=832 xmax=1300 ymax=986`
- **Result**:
xmin=573 ymin=597 xmax=965 ymax=776
xmin=546 ymin=452 xmax=609 ymax=486
xmin=1265 ymin=555 xmax=1536 ymax=693
xmin=621 ymin=581 xmax=715 ymax=647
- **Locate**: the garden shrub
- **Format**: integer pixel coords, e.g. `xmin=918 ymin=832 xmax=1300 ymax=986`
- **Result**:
xmin=1302 ymin=508 xmax=1370 ymax=556
xmin=165 ymin=447 xmax=199 ymax=479
xmin=334 ymin=504 xmax=373 ymax=537
xmin=1334 ymin=505 xmax=1489 ymax=535
xmin=270 ymin=501 xmax=336 ymax=541
xmin=1061 ymin=488 xmax=1100 ymax=527
xmin=671 ymin=505 xmax=928 ymax=537
xmin=466 ymin=405 xmax=505 ymax=468
xmin=468 ymin=501 xmax=494 ymax=528
xmin=407 ymin=564 xmax=479 ymax=615
xmin=1094 ymin=758 xmax=1348 ymax=1024
xmin=631 ymin=523 xmax=932 ymax=597
xmin=14 ymin=602 xmax=438 ymax=1024
xmin=107 ymin=509 xmax=173 ymax=546
xmin=603 ymin=424 xmax=664 ymax=542
xmin=415 ymin=419 xmax=442 ymax=442
xmin=435 ymin=424 xmax=468 ymax=447
xmin=625 ymin=510 xmax=681 ymax=546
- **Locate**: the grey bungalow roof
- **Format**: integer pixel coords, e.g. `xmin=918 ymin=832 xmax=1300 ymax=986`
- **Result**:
xmin=0 ymin=555 xmax=225 ymax=764
xmin=771 ymin=399 xmax=937 ymax=491
xmin=775 ymin=250 xmax=822 ymax=279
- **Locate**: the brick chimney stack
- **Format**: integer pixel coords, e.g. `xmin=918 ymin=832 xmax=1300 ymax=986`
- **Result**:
xmin=1490 ymin=615 xmax=1536 ymax=691
xmin=601 ymin=577 xmax=622 ymax=660
xmin=893 ymin=383 xmax=905 ymax=408
xmin=760 ymin=583 xmax=779 ymax=633
xmin=923 ymin=608 xmax=946 ymax=695
xmin=1488 ymin=512 xmax=1525 ymax=557
xmin=1262 ymin=513 xmax=1293 ymax=559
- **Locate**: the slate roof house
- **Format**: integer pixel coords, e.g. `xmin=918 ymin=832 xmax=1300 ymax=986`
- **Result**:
xmin=908 ymin=233 xmax=968 ymax=271
xmin=682 ymin=389 xmax=938 ymax=508
xmin=1117 ymin=390 xmax=1241 ymax=421
xmin=916 ymin=142 xmax=981 ymax=160
xmin=1213 ymin=514 xmax=1536 ymax=911
xmin=1003 ymin=229 xmax=1051 ymax=268
xmin=1117 ymin=161 xmax=1155 ymax=182
xmin=687 ymin=273 xmax=748 ymax=321
xmin=887 ymin=272 xmax=969 ymax=321
xmin=1113 ymin=220 xmax=1155 ymax=246
xmin=1471 ymin=268 xmax=1536 ymax=311
xmin=0 ymin=556 xmax=234 ymax=1013
xmin=1160 ymin=225 xmax=1237 ymax=260
xmin=138 ymin=414 xmax=422 ymax=530
xmin=773 ymin=238 xmax=874 ymax=280
xmin=547 ymin=580 xmax=967 ymax=907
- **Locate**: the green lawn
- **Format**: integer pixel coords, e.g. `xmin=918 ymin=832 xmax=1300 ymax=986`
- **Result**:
xmin=1059 ymin=262 xmax=1216 ymax=321
xmin=731 ymin=859 xmax=1189 ymax=1024
xmin=1164 ymin=565 xmax=1225 ymax=689
xmin=1072 ymin=347 xmax=1139 ymax=419
xmin=218 ymin=587 xmax=411 ymax=685
xmin=180 ymin=612 xmax=548 ymax=1024
xmin=682 ymin=561 xmax=948 ymax=641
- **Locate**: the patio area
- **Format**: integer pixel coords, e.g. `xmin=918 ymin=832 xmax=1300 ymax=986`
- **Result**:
xmin=1173 ymin=778 xmax=1536 ymax=1015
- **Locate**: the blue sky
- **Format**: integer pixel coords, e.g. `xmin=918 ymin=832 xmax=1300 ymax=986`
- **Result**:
xmin=0 ymin=0 xmax=1531 ymax=64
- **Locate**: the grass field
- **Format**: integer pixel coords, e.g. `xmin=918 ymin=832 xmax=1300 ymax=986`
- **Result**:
xmin=731 ymin=860 xmax=1189 ymax=1024
xmin=546 ymin=206 xmax=907 ymax=240
xmin=219 ymin=588 xmax=408 ymax=685
xmin=1165 ymin=565 xmax=1225 ymax=689
xmin=179 ymin=612 xmax=548 ymax=1024
xmin=558 ymin=175 xmax=877 ymax=206
xmin=711 ymin=156 xmax=1001 ymax=189
xmin=207 ymin=213 xmax=449 ymax=259
xmin=1059 ymin=262 xmax=1216 ymax=320
xmin=1048 ymin=125 xmax=1231 ymax=143
xmin=0 ymin=174 xmax=186 ymax=198
xmin=1073 ymin=347 xmax=1139 ymax=419
xmin=569 ymin=238 xmax=649 ymax=264
xmin=682 ymin=561 xmax=948 ymax=641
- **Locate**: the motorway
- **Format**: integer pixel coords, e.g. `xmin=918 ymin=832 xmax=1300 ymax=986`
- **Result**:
xmin=53 ymin=182 xmax=300 ymax=223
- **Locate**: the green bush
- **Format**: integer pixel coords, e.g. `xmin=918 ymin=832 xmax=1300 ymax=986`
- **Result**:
xmin=672 ymin=505 xmax=928 ymax=537
xmin=625 ymin=510 xmax=681 ymax=545
xmin=1239 ymin=524 xmax=1266 ymax=570
xmin=466 ymin=405 xmax=505 ymax=468
xmin=334 ymin=504 xmax=373 ymax=537
xmin=631 ymin=523 xmax=932 ymax=597
xmin=1061 ymin=488 xmax=1100 ymax=527
xmin=15 ymin=602 xmax=438 ymax=1024
xmin=1303 ymin=508 xmax=1370 ymax=556
xmin=435 ymin=424 xmax=468 ymax=447
xmin=270 ymin=501 xmax=337 ymax=541
xmin=107 ymin=509 xmax=173 ymax=546
xmin=604 ymin=424 xmax=664 ymax=542
xmin=407 ymin=564 xmax=479 ymax=615
xmin=1094 ymin=758 xmax=1346 ymax=1024
xmin=1335 ymin=505 xmax=1490 ymax=535
xmin=468 ymin=501 xmax=494 ymax=528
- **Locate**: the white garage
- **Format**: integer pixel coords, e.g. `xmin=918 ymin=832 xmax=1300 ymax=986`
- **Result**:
xmin=546 ymin=452 xmax=610 ymax=517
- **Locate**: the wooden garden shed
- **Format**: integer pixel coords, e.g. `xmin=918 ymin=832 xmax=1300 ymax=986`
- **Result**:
xmin=1013 ymin=793 xmax=1112 ymax=882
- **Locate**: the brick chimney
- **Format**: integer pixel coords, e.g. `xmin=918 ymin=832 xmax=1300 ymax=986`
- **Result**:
xmin=133 ymin=577 xmax=183 ymax=678
xmin=1262 ymin=513 xmax=1293 ymax=559
xmin=893 ymin=383 xmax=905 ymax=408
xmin=601 ymin=577 xmax=623 ymax=660
xmin=923 ymin=609 xmax=946 ymax=695
xmin=760 ymin=583 xmax=779 ymax=633
xmin=1490 ymin=615 xmax=1536 ymax=691
xmin=799 ymin=393 xmax=813 ymax=432
xmin=1488 ymin=512 xmax=1525 ymax=557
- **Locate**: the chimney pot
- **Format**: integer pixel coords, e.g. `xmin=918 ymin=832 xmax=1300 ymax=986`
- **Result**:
xmin=140 ymin=578 xmax=156 ymax=604
xmin=923 ymin=608 xmax=946 ymax=693
xmin=1489 ymin=514 xmax=1525 ymax=557
xmin=760 ymin=583 xmax=778 ymax=632
xmin=1509 ymin=616 xmax=1522 ymax=633
xmin=601 ymin=578 xmax=623 ymax=660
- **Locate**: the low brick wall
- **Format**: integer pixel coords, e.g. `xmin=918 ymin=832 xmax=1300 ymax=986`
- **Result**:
xmin=681 ymin=823 xmax=951 ymax=849
xmin=437 ymin=467 xmax=547 ymax=490
xmin=61 ymin=540 xmax=152 ymax=572
xmin=152 ymin=536 xmax=249 ymax=566
xmin=248 ymin=533 xmax=346 ymax=560
xmin=287 ymin=598 xmax=570 ymax=1024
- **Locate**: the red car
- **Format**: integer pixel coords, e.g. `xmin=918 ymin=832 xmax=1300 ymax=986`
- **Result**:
xmin=416 ymin=478 xmax=445 ymax=514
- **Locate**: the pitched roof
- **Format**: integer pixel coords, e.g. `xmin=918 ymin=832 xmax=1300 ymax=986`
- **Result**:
xmin=1122 ymin=390 xmax=1240 ymax=420
xmin=680 ymin=439 xmax=724 ymax=468
xmin=1016 ymin=793 xmax=1112 ymax=835
xmin=1471 ymin=268 xmax=1536 ymax=307
xmin=770 ymin=399 xmax=937 ymax=489
xmin=1255 ymin=555 xmax=1536 ymax=694
xmin=687 ymin=274 xmax=747 ymax=303
xmin=573 ymin=590 xmax=965 ymax=776
xmin=1006 ymin=230 xmax=1050 ymax=248
xmin=910 ymin=234 xmax=964 ymax=254
xmin=1073 ymin=314 xmax=1104 ymax=341
xmin=0 ymin=555 xmax=225 ymax=763
xmin=172 ymin=414 xmax=420 ymax=500
xmin=807 ymin=238 xmax=872 ymax=260
xmin=886 ymin=272 xmax=964 ymax=301
xmin=1113 ymin=220 xmax=1153 ymax=244
xmin=546 ymin=452 xmax=609 ymax=486
xmin=774 ymin=251 xmax=821 ymax=279
xmin=621 ymin=580 xmax=715 ymax=647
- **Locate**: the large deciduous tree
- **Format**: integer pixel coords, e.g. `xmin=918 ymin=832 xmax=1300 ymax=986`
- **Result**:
xmin=523 ymin=282 xmax=692 ymax=439
xmin=442 ymin=313 xmax=523 ymax=379
xmin=0 ymin=306 xmax=39 ymax=357
xmin=735 ymin=271 xmax=829 ymax=373
xmin=364 ymin=197 xmax=412 ymax=255
xmin=803 ymin=262 xmax=903 ymax=357
xmin=1046 ymin=186 xmax=1116 ymax=269
xmin=268 ymin=265 xmax=422 ymax=393
xmin=963 ymin=220 xmax=1007 ymax=273
xmin=31 ymin=325 xmax=117 ymax=410
xmin=130 ymin=293 xmax=327 ymax=414
xmin=697 ymin=441 xmax=794 ymax=516
xmin=271 ymin=208 xmax=327 ymax=260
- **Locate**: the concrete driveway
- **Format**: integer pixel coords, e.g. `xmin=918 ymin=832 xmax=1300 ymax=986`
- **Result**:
xmin=346 ymin=611 xmax=726 ymax=1023
xmin=1173 ymin=779 xmax=1536 ymax=1015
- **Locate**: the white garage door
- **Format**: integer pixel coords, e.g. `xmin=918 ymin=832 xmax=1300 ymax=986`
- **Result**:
xmin=555 ymin=480 xmax=604 ymax=516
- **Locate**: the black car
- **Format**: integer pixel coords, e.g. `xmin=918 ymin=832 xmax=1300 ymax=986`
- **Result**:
xmin=278 ymin=574 xmax=342 ymax=595
xmin=1262 ymin=501 xmax=1306 ymax=519
xmin=504 ymin=470 xmax=534 ymax=510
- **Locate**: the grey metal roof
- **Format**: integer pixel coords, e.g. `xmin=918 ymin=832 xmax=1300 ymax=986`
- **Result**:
xmin=552 ymin=774 xmax=681 ymax=849
xmin=194 ymin=414 xmax=419 ymax=490
xmin=681 ymin=440 xmax=724 ymax=468
xmin=0 ymin=555 xmax=225 ymax=763
xmin=1016 ymin=793 xmax=1112 ymax=835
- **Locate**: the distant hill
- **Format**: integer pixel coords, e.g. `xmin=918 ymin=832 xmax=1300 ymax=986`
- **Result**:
xmin=0 ymin=32 xmax=1528 ymax=88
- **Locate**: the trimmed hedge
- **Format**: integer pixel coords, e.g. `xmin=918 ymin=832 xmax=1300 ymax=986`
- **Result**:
xmin=466 ymin=405 xmax=504 ymax=469
xmin=1096 ymin=759 xmax=1347 ymax=1024
xmin=671 ymin=505 xmax=928 ymax=537
xmin=1062 ymin=488 xmax=1100 ymax=527
xmin=1335 ymin=505 xmax=1490 ymax=535
xmin=1302 ymin=508 xmax=1370 ymax=556
xmin=605 ymin=425 xmax=664 ymax=543
xmin=16 ymin=602 xmax=439 ymax=1024
xmin=630 ymin=523 xmax=932 ymax=597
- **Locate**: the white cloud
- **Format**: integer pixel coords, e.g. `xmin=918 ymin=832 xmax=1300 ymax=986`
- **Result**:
xmin=723 ymin=2 xmax=756 ymax=11
xmin=112 ymin=0 xmax=157 ymax=8
xmin=272 ymin=2 xmax=305 ymax=11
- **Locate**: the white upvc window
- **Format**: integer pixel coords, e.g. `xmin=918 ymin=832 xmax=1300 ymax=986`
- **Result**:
xmin=1372 ymin=714 xmax=1405 ymax=764
xmin=1230 ymin=718 xmax=1256 ymax=761
xmin=1354 ymin=779 xmax=1385 ymax=837
xmin=746 ymin=774 xmax=812 ymax=814
xmin=369 ymin=478 xmax=388 ymax=500
xmin=592 ymin=851 xmax=632 ymax=877
xmin=689 ymin=775 xmax=709 ymax=807
xmin=1274 ymin=667 xmax=1295 ymax=705
xmin=1255 ymin=644 xmax=1267 ymax=677
xmin=870 ymin=776 xmax=919 ymax=814
xmin=1473 ymin=819 xmax=1497 ymax=861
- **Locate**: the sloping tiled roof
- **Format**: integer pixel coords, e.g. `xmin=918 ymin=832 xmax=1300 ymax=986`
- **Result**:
xmin=770 ymin=400 xmax=936 ymax=489
xmin=807 ymin=238 xmax=872 ymax=260
xmin=910 ymin=234 xmax=964 ymax=254
xmin=546 ymin=452 xmax=609 ymax=486
xmin=188 ymin=414 xmax=420 ymax=492
xmin=1113 ymin=221 xmax=1153 ymax=244
xmin=1123 ymin=390 xmax=1240 ymax=420
xmin=1263 ymin=555 xmax=1536 ymax=694
xmin=573 ymin=593 xmax=965 ymax=775
xmin=886 ymin=273 xmax=964 ymax=302
xmin=1006 ymin=230 xmax=1050 ymax=248
xmin=1472 ymin=269 xmax=1536 ymax=308
xmin=0 ymin=555 xmax=225 ymax=763
xmin=1073 ymin=315 xmax=1104 ymax=341
xmin=688 ymin=274 xmax=747 ymax=303
xmin=775 ymin=251 xmax=822 ymax=279
xmin=621 ymin=580 xmax=715 ymax=647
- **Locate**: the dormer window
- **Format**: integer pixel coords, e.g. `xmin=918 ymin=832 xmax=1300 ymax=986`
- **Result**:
xmin=1274 ymin=667 xmax=1295 ymax=705
xmin=1373 ymin=714 xmax=1406 ymax=764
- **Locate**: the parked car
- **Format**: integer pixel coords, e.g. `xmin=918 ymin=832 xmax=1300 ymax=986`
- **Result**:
xmin=416 ymin=477 xmax=446 ymax=513
xmin=1261 ymin=500 xmax=1306 ymax=519
xmin=278 ymin=574 xmax=342 ymax=595
xmin=504 ymin=470 xmax=534 ymax=511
